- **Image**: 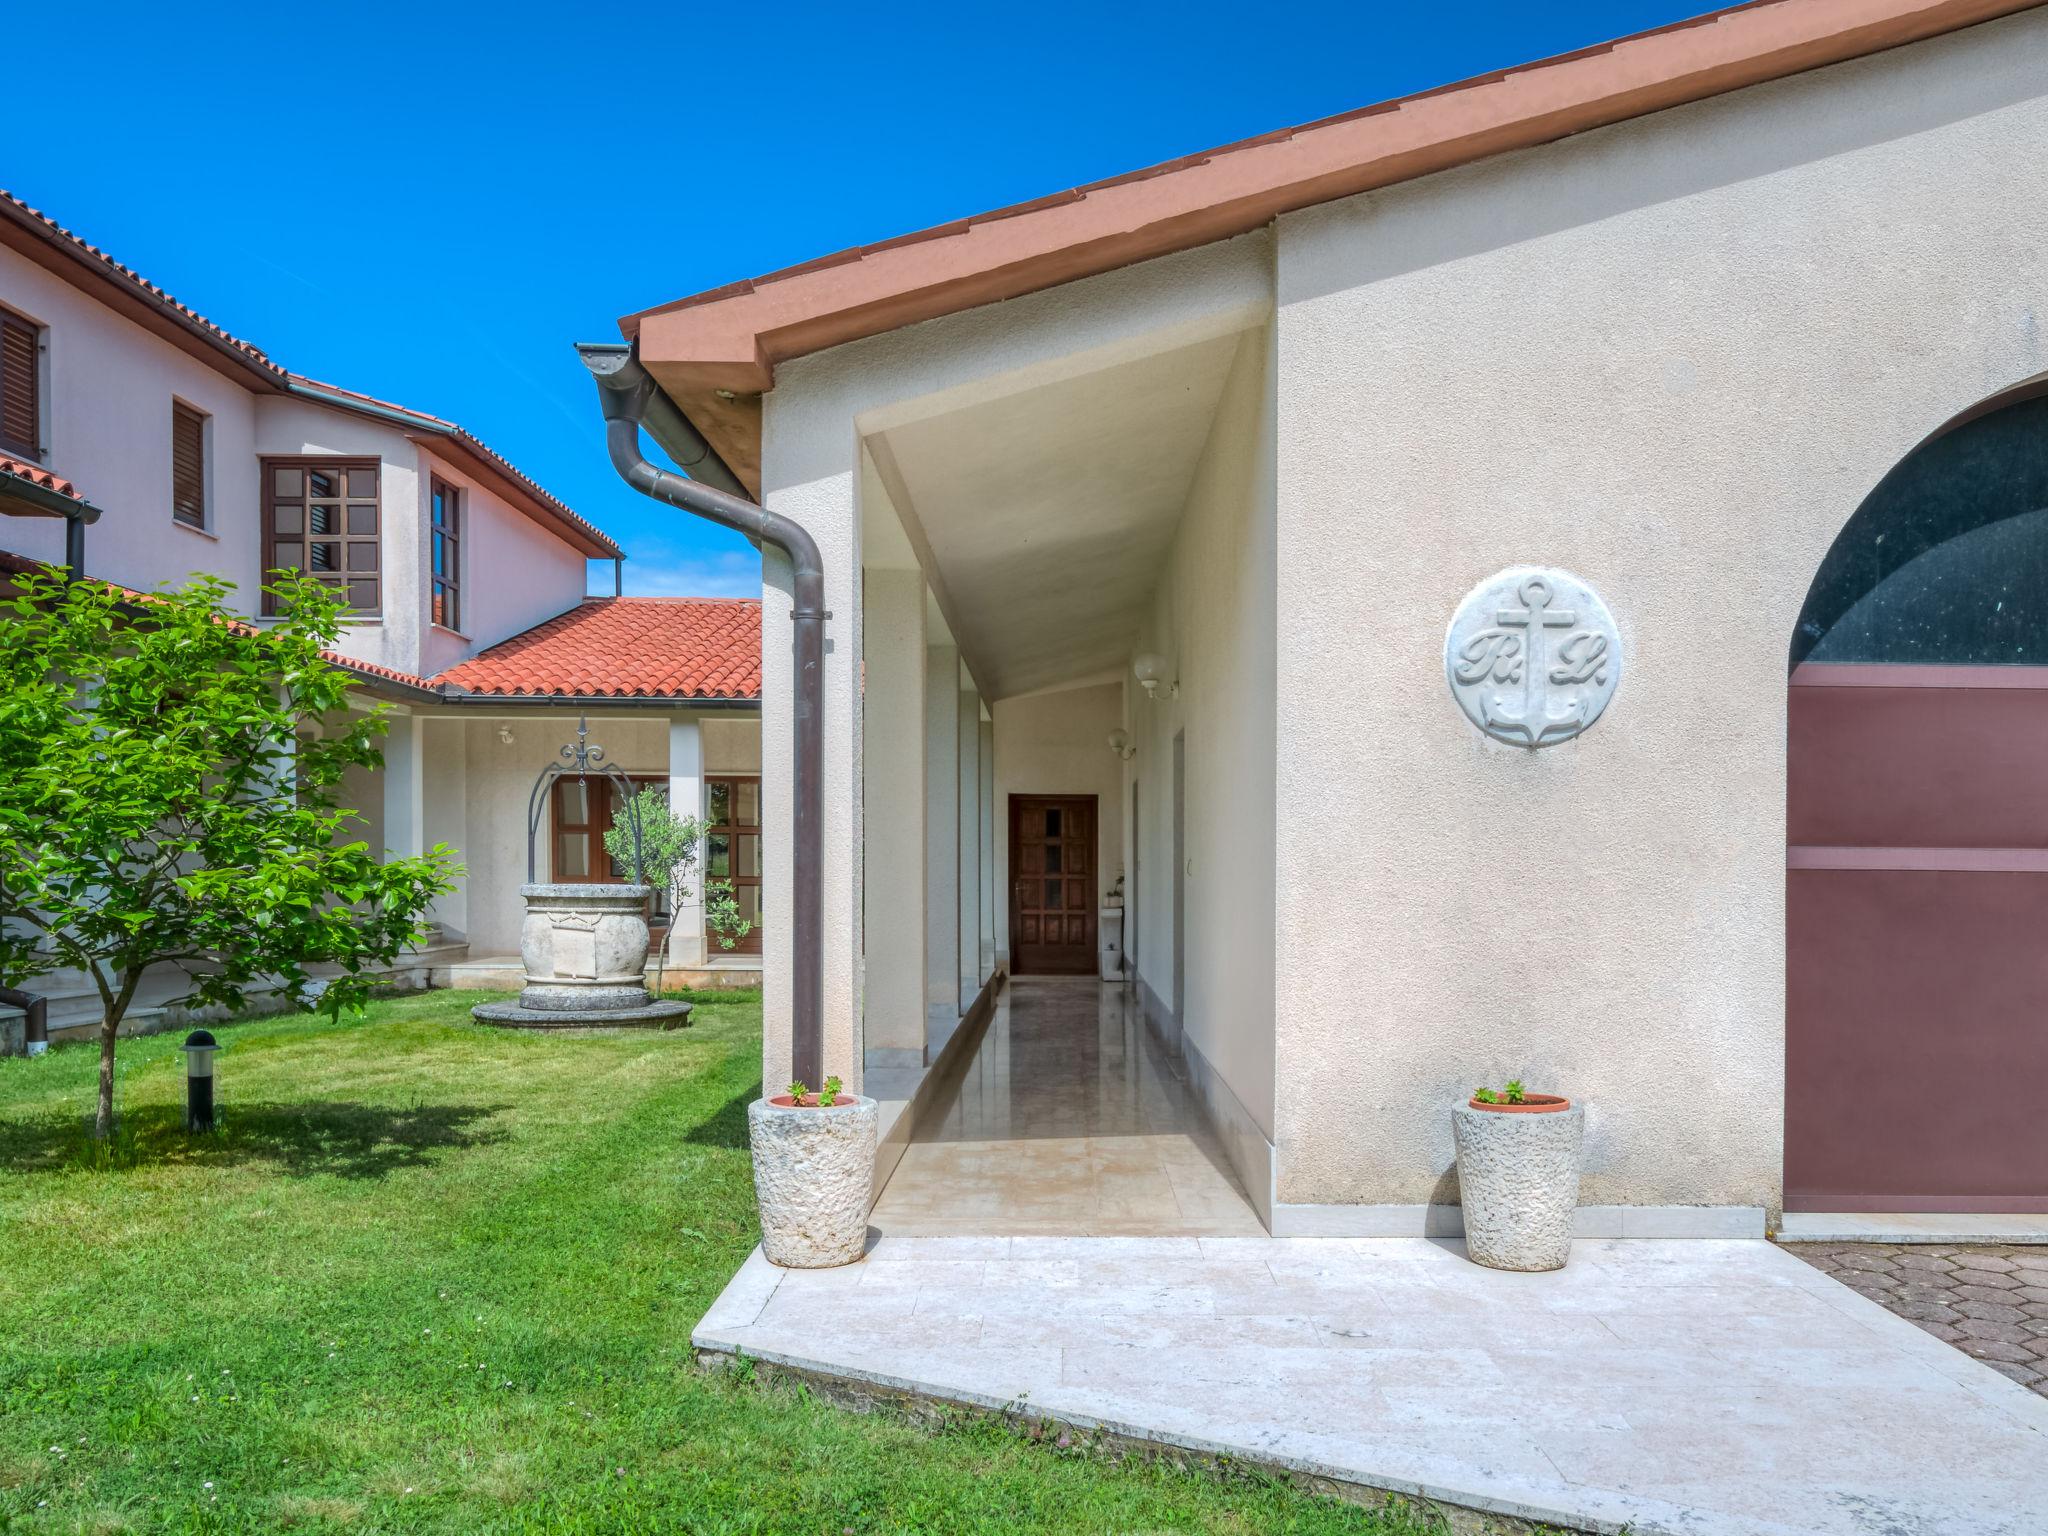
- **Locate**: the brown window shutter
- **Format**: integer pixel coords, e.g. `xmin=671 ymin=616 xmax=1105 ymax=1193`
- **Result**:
xmin=171 ymin=402 xmax=206 ymax=526
xmin=0 ymin=312 xmax=38 ymax=457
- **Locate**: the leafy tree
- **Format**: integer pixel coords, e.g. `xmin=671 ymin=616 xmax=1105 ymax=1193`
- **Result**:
xmin=602 ymin=787 xmax=752 ymax=952
xmin=0 ymin=568 xmax=459 ymax=1138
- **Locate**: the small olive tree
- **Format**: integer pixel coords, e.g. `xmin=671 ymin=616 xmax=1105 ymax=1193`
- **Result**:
xmin=0 ymin=567 xmax=459 ymax=1138
xmin=602 ymin=787 xmax=752 ymax=951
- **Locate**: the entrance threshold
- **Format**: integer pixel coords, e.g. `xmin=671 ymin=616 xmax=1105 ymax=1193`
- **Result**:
xmin=1779 ymin=1212 xmax=2048 ymax=1244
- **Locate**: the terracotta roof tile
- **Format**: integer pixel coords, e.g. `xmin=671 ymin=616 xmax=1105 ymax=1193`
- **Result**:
xmin=0 ymin=456 xmax=86 ymax=503
xmin=432 ymin=597 xmax=761 ymax=701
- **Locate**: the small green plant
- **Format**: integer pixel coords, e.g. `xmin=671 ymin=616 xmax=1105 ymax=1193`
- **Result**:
xmin=704 ymin=877 xmax=754 ymax=951
xmin=784 ymin=1076 xmax=845 ymax=1106
xmin=1503 ymin=1079 xmax=1526 ymax=1104
xmin=820 ymin=1074 xmax=843 ymax=1105
xmin=1473 ymin=1087 xmax=1497 ymax=1104
xmin=1473 ymin=1081 xmax=1528 ymax=1105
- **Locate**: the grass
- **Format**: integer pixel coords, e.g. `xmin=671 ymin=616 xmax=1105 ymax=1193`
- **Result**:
xmin=0 ymin=990 xmax=1436 ymax=1535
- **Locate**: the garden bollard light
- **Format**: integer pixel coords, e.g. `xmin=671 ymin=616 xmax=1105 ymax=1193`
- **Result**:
xmin=180 ymin=1029 xmax=219 ymax=1132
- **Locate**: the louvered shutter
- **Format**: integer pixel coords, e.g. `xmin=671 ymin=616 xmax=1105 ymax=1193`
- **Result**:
xmin=171 ymin=402 xmax=206 ymax=526
xmin=0 ymin=311 xmax=38 ymax=457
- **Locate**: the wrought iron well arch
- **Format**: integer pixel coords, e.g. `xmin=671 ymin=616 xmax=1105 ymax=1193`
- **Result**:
xmin=524 ymin=715 xmax=646 ymax=885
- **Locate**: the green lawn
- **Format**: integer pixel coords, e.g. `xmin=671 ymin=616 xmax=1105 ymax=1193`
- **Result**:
xmin=0 ymin=991 xmax=1431 ymax=1535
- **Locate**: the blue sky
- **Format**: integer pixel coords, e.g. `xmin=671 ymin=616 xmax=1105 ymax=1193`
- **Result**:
xmin=10 ymin=0 xmax=1707 ymax=597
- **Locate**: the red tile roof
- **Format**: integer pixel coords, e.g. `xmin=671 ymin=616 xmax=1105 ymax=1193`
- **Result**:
xmin=0 ymin=456 xmax=87 ymax=504
xmin=433 ymin=597 xmax=761 ymax=701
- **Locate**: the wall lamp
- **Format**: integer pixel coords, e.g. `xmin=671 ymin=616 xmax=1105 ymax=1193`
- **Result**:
xmin=1132 ymin=652 xmax=1178 ymax=700
xmin=1107 ymin=728 xmax=1136 ymax=761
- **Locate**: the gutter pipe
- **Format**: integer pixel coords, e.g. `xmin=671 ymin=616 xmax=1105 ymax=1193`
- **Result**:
xmin=577 ymin=342 xmax=827 ymax=1088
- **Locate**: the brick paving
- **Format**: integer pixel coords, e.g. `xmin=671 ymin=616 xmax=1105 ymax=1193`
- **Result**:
xmin=1790 ymin=1242 xmax=2048 ymax=1395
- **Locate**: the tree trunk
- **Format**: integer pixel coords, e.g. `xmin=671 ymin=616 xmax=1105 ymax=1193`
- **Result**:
xmin=95 ymin=1008 xmax=118 ymax=1140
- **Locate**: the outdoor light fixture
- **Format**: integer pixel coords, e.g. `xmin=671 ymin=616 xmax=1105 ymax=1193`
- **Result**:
xmin=1132 ymin=652 xmax=1176 ymax=700
xmin=498 ymin=726 xmax=516 ymax=746
xmin=180 ymin=1028 xmax=219 ymax=1133
xmin=1107 ymin=728 xmax=1135 ymax=761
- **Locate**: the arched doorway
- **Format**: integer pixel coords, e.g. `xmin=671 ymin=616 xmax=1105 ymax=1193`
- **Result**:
xmin=1787 ymin=384 xmax=2048 ymax=1214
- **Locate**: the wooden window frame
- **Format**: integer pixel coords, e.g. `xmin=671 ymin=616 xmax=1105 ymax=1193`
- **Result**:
xmin=550 ymin=774 xmax=674 ymax=929
xmin=261 ymin=456 xmax=381 ymax=616
xmin=0 ymin=304 xmax=43 ymax=462
xmin=171 ymin=400 xmax=208 ymax=529
xmin=703 ymin=775 xmax=763 ymax=956
xmin=430 ymin=475 xmax=462 ymax=632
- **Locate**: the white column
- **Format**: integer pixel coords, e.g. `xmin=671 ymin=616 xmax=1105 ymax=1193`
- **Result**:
xmin=668 ymin=714 xmax=706 ymax=966
xmin=759 ymin=428 xmax=863 ymax=1094
xmin=925 ymin=644 xmax=961 ymax=1042
xmin=957 ymin=678 xmax=981 ymax=1012
xmin=421 ymin=717 xmax=467 ymax=938
xmin=861 ymin=570 xmax=927 ymax=1067
xmin=978 ymin=711 xmax=995 ymax=984
xmin=382 ymin=707 xmax=423 ymax=859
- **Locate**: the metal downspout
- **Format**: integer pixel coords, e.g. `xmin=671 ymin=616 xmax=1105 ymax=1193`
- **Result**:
xmin=65 ymin=514 xmax=85 ymax=583
xmin=578 ymin=344 xmax=828 ymax=1088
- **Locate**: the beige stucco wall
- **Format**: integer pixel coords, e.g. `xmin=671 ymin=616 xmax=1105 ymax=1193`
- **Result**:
xmin=1127 ymin=328 xmax=1279 ymax=1142
xmin=992 ymin=681 xmax=1126 ymax=970
xmin=1271 ymin=8 xmax=2048 ymax=1213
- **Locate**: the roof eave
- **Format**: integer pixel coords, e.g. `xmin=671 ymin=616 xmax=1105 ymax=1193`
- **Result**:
xmin=621 ymin=0 xmax=2047 ymax=498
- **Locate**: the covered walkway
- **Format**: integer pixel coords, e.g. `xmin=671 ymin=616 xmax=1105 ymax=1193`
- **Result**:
xmin=871 ymin=979 xmax=1263 ymax=1238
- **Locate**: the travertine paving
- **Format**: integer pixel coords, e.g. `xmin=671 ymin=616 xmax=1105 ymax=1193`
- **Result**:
xmin=870 ymin=979 xmax=1264 ymax=1236
xmin=1791 ymin=1241 xmax=2048 ymax=1396
xmin=698 ymin=1236 xmax=2048 ymax=1536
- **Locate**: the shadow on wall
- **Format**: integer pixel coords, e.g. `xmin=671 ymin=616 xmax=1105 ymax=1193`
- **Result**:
xmin=0 ymin=1099 xmax=509 ymax=1179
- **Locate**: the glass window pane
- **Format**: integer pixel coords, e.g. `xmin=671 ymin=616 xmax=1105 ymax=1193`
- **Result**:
xmin=272 ymin=467 xmax=302 ymax=497
xmin=1045 ymin=808 xmax=1061 ymax=837
xmin=308 ymin=542 xmax=338 ymax=572
xmin=345 ymin=578 xmax=378 ymax=610
xmin=735 ymin=780 xmax=760 ymax=824
xmin=706 ymin=781 xmax=731 ymax=826
xmin=432 ymin=532 xmax=446 ymax=575
xmin=347 ymin=467 xmax=376 ymax=499
xmin=1045 ymin=844 xmax=1062 ymax=874
xmin=308 ymin=468 xmax=340 ymax=499
xmin=739 ymin=885 xmax=761 ymax=927
xmin=735 ymin=834 xmax=759 ymax=876
xmin=347 ymin=503 xmax=377 ymax=535
xmin=310 ymin=504 xmax=338 ymax=536
xmin=558 ymin=780 xmax=588 ymax=823
xmin=432 ymin=588 xmax=447 ymax=628
xmin=272 ymin=503 xmax=303 ymax=534
xmin=273 ymin=540 xmax=303 ymax=569
xmin=555 ymin=834 xmax=588 ymax=879
xmin=707 ymin=834 xmax=730 ymax=876
xmin=346 ymin=541 xmax=377 ymax=572
xmin=1044 ymin=878 xmax=1062 ymax=908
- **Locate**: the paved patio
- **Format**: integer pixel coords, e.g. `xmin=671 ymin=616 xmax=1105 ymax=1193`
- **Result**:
xmin=697 ymin=1234 xmax=2048 ymax=1535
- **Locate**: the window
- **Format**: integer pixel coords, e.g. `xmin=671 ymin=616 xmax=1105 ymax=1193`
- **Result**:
xmin=703 ymin=776 xmax=763 ymax=954
xmin=551 ymin=775 xmax=674 ymax=928
xmin=171 ymin=401 xmax=207 ymax=528
xmin=0 ymin=305 xmax=40 ymax=460
xmin=261 ymin=458 xmax=380 ymax=614
xmin=430 ymin=476 xmax=461 ymax=630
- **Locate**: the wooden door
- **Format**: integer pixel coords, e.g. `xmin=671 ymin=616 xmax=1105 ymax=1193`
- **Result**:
xmin=550 ymin=775 xmax=671 ymax=937
xmin=1009 ymin=795 xmax=1097 ymax=975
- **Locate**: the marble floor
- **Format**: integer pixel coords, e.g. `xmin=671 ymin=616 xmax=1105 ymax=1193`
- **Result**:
xmin=869 ymin=978 xmax=1265 ymax=1237
xmin=698 ymin=1234 xmax=2048 ymax=1536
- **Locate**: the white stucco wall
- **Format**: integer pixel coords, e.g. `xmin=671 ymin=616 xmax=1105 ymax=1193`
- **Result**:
xmin=1271 ymin=8 xmax=2048 ymax=1213
xmin=1127 ymin=328 xmax=1279 ymax=1143
xmin=0 ymin=243 xmax=262 ymax=598
xmin=992 ymin=681 xmax=1126 ymax=969
xmin=862 ymin=568 xmax=927 ymax=1056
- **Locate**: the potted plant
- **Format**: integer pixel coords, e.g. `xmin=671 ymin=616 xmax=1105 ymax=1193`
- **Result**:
xmin=748 ymin=1074 xmax=877 ymax=1267
xmin=1452 ymin=1079 xmax=1584 ymax=1271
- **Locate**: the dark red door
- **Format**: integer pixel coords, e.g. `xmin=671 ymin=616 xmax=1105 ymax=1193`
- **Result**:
xmin=1009 ymin=795 xmax=1096 ymax=975
xmin=1786 ymin=665 xmax=2048 ymax=1212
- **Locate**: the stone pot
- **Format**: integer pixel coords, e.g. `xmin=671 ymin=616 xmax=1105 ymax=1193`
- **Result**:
xmin=748 ymin=1094 xmax=877 ymax=1268
xmin=1451 ymin=1096 xmax=1584 ymax=1272
xmin=518 ymin=883 xmax=653 ymax=1011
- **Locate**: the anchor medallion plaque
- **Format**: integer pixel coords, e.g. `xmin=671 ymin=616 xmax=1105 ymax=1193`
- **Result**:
xmin=1445 ymin=567 xmax=1620 ymax=748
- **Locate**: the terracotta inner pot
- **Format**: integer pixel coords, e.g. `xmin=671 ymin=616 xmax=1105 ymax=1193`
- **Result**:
xmin=767 ymin=1094 xmax=855 ymax=1109
xmin=1467 ymin=1093 xmax=1571 ymax=1114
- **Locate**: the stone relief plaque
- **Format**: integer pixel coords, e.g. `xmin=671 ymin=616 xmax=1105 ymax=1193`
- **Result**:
xmin=1445 ymin=566 xmax=1620 ymax=748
